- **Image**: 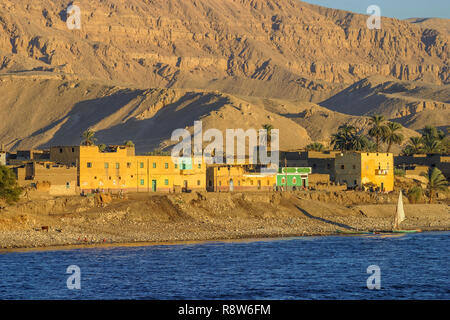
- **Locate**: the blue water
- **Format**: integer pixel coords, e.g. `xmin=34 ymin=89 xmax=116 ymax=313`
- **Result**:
xmin=0 ymin=232 xmax=448 ymax=299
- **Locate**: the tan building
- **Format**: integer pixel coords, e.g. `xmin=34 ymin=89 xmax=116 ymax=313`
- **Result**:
xmin=207 ymin=165 xmax=276 ymax=192
xmin=395 ymin=154 xmax=450 ymax=179
xmin=335 ymin=152 xmax=394 ymax=192
xmin=280 ymin=151 xmax=339 ymax=181
xmin=50 ymin=145 xmax=206 ymax=193
xmin=14 ymin=162 xmax=78 ymax=195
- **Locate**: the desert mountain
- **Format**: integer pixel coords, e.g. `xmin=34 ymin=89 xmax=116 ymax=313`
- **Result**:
xmin=321 ymin=75 xmax=450 ymax=130
xmin=0 ymin=74 xmax=419 ymax=153
xmin=0 ymin=0 xmax=448 ymax=101
xmin=0 ymin=0 xmax=448 ymax=153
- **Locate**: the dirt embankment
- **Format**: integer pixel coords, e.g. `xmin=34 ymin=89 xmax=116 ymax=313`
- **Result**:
xmin=0 ymin=191 xmax=449 ymax=250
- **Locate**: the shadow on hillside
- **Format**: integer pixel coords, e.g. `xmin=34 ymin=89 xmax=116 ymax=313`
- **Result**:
xmin=295 ymin=205 xmax=356 ymax=231
xmin=35 ymin=88 xmax=145 ymax=149
xmin=35 ymin=90 xmax=230 ymax=152
xmin=95 ymin=91 xmax=230 ymax=152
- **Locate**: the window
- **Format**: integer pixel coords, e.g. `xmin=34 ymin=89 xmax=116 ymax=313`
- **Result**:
xmin=352 ymin=165 xmax=356 ymax=169
xmin=104 ymin=162 xmax=109 ymax=169
xmin=219 ymin=181 xmax=222 ymax=186
xmin=354 ymin=180 xmax=357 ymax=185
xmin=175 ymin=164 xmax=178 ymax=169
xmin=87 ymin=162 xmax=92 ymax=168
xmin=164 ymin=179 xmax=169 ymax=185
xmin=72 ymin=148 xmax=75 ymax=153
xmin=140 ymin=162 xmax=144 ymax=168
xmin=165 ymin=163 xmax=168 ymax=169
xmin=116 ymin=163 xmax=120 ymax=169
xmin=59 ymin=148 xmax=63 ymax=153
xmin=153 ymin=163 xmax=156 ymax=168
xmin=197 ymin=180 xmax=201 ymax=186
xmin=127 ymin=162 xmax=132 ymax=168
xmin=341 ymin=165 xmax=345 ymax=170
xmin=66 ymin=182 xmax=70 ymax=189
xmin=140 ymin=179 xmax=145 ymax=186
xmin=198 ymin=164 xmax=201 ymax=169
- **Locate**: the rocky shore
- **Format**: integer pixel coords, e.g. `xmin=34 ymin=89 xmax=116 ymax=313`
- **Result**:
xmin=0 ymin=191 xmax=449 ymax=251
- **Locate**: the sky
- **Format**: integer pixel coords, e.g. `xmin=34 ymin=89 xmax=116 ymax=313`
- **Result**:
xmin=301 ymin=0 xmax=450 ymax=20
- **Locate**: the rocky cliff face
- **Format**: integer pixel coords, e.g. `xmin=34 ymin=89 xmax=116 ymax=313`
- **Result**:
xmin=0 ymin=0 xmax=448 ymax=101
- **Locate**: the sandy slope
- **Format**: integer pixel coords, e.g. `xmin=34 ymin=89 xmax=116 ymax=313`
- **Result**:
xmin=0 ymin=191 xmax=448 ymax=250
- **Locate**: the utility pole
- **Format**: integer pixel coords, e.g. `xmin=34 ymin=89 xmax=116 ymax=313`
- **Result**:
xmin=285 ymin=157 xmax=288 ymax=192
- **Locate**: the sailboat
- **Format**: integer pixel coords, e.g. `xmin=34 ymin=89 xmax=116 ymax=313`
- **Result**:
xmin=336 ymin=190 xmax=421 ymax=236
xmin=391 ymin=190 xmax=421 ymax=233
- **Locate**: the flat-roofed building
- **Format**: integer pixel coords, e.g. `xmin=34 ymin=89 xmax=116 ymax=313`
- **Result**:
xmin=335 ymin=152 xmax=394 ymax=192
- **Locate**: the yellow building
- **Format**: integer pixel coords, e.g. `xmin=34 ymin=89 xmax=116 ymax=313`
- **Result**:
xmin=335 ymin=152 xmax=394 ymax=192
xmin=207 ymin=165 xmax=276 ymax=192
xmin=50 ymin=145 xmax=206 ymax=193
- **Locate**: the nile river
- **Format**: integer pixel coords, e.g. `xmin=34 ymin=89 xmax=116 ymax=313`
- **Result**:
xmin=0 ymin=232 xmax=448 ymax=299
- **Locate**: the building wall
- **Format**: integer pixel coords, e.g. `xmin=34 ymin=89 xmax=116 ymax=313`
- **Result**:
xmin=395 ymin=154 xmax=450 ymax=179
xmin=334 ymin=153 xmax=361 ymax=188
xmin=207 ymin=166 xmax=276 ymax=192
xmin=360 ymin=153 xmax=394 ymax=192
xmin=12 ymin=162 xmax=78 ymax=195
xmin=78 ymin=146 xmax=206 ymax=192
xmin=335 ymin=153 xmax=394 ymax=191
xmin=50 ymin=146 xmax=80 ymax=166
xmin=276 ymin=167 xmax=311 ymax=189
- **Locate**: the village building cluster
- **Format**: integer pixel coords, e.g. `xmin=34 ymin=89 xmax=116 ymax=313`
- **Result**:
xmin=2 ymin=144 xmax=448 ymax=196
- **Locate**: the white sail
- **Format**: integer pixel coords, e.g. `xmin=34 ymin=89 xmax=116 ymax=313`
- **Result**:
xmin=394 ymin=191 xmax=406 ymax=229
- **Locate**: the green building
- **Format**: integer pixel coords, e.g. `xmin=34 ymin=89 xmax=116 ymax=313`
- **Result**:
xmin=276 ymin=167 xmax=312 ymax=189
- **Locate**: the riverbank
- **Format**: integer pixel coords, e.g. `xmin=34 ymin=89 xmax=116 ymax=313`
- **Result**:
xmin=0 ymin=191 xmax=449 ymax=251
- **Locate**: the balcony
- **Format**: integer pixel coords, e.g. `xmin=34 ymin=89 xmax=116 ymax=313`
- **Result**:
xmin=375 ymin=169 xmax=389 ymax=176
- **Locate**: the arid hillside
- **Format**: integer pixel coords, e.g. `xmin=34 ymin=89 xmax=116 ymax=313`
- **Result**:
xmin=321 ymin=75 xmax=450 ymax=130
xmin=0 ymin=74 xmax=422 ymax=152
xmin=0 ymin=0 xmax=448 ymax=151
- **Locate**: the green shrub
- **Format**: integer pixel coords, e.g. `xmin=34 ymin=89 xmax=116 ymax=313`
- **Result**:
xmin=394 ymin=168 xmax=406 ymax=177
xmin=0 ymin=165 xmax=22 ymax=204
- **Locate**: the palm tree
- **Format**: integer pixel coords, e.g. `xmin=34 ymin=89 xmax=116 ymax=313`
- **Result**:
xmin=423 ymin=139 xmax=443 ymax=154
xmin=81 ymin=129 xmax=97 ymax=146
xmin=403 ymin=136 xmax=423 ymax=155
xmin=422 ymin=125 xmax=445 ymax=143
xmin=368 ymin=115 xmax=388 ymax=152
xmin=331 ymin=124 xmax=357 ymax=151
xmin=383 ymin=122 xmax=404 ymax=153
xmin=98 ymin=144 xmax=107 ymax=152
xmin=407 ymin=186 xmax=424 ymax=204
xmin=421 ymin=167 xmax=448 ymax=204
xmin=350 ymin=134 xmax=371 ymax=152
xmin=262 ymin=124 xmax=275 ymax=151
xmin=306 ymin=142 xmax=325 ymax=152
